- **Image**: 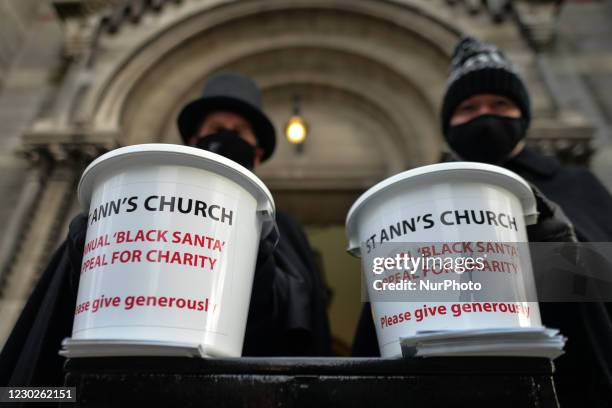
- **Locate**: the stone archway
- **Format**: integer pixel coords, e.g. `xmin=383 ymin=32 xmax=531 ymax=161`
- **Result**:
xmin=81 ymin=0 xmax=459 ymax=223
xmin=76 ymin=0 xmax=462 ymax=352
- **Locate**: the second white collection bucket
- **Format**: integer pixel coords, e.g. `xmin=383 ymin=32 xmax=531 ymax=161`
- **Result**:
xmin=70 ymin=144 xmax=275 ymax=357
xmin=345 ymin=162 xmax=542 ymax=358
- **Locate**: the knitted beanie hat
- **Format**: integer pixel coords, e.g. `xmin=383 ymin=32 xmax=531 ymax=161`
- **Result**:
xmin=440 ymin=36 xmax=531 ymax=137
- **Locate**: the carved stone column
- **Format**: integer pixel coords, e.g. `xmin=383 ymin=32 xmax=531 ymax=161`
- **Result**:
xmin=0 ymin=146 xmax=98 ymax=347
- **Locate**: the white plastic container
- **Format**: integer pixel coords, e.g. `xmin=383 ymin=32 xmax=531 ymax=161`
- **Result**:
xmin=345 ymin=162 xmax=541 ymax=357
xmin=71 ymin=144 xmax=275 ymax=357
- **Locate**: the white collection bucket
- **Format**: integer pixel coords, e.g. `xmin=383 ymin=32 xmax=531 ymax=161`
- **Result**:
xmin=345 ymin=162 xmax=541 ymax=358
xmin=72 ymin=144 xmax=275 ymax=357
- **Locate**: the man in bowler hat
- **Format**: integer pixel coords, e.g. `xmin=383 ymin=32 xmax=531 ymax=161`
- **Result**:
xmin=177 ymin=72 xmax=332 ymax=357
xmin=0 ymin=72 xmax=331 ymax=389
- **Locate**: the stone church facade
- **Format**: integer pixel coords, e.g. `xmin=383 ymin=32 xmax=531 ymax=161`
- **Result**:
xmin=1 ymin=0 xmax=611 ymax=351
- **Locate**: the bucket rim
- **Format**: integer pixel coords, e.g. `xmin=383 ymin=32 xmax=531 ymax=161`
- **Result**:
xmin=78 ymin=143 xmax=275 ymax=216
xmin=345 ymin=162 xmax=537 ymax=256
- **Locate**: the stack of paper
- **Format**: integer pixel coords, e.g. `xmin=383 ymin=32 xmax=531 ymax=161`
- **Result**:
xmin=400 ymin=327 xmax=565 ymax=359
xmin=59 ymin=338 xmax=207 ymax=358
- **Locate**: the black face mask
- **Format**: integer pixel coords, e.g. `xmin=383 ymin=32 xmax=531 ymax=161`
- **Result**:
xmin=195 ymin=129 xmax=256 ymax=170
xmin=446 ymin=114 xmax=526 ymax=165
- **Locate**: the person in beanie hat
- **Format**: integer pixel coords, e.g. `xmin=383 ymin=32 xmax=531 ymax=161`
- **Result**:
xmin=441 ymin=37 xmax=612 ymax=408
xmin=441 ymin=36 xmax=612 ymax=242
xmin=0 ymin=72 xmax=332 ymax=389
xmin=352 ymin=36 xmax=612 ymax=407
xmin=441 ymin=36 xmax=612 ymax=240
xmin=441 ymin=36 xmax=531 ymax=165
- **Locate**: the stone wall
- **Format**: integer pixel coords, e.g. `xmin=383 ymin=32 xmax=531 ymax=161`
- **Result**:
xmin=0 ymin=1 xmax=66 ymax=346
xmin=0 ymin=0 xmax=41 ymax=85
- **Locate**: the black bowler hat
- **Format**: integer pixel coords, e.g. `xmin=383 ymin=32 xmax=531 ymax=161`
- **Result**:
xmin=177 ymin=72 xmax=276 ymax=161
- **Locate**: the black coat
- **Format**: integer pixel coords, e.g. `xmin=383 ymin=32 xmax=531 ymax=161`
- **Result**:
xmin=508 ymin=147 xmax=612 ymax=407
xmin=353 ymin=148 xmax=612 ymax=407
xmin=0 ymin=210 xmax=331 ymax=387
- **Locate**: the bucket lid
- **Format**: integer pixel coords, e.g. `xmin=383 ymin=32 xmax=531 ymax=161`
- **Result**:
xmin=78 ymin=144 xmax=275 ymax=235
xmin=345 ymin=162 xmax=538 ymax=256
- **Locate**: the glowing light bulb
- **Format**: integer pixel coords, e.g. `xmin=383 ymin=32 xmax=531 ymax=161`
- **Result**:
xmin=285 ymin=116 xmax=307 ymax=144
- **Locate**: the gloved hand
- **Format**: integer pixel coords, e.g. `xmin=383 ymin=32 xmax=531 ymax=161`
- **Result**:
xmin=66 ymin=212 xmax=88 ymax=294
xmin=256 ymin=222 xmax=279 ymax=266
xmin=527 ymin=184 xmax=577 ymax=243
xmin=251 ymin=222 xmax=280 ymax=299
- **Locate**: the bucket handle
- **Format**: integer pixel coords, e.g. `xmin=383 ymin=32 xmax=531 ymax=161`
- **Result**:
xmin=346 ymin=241 xmax=361 ymax=258
xmin=346 ymin=224 xmax=361 ymax=257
